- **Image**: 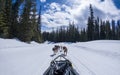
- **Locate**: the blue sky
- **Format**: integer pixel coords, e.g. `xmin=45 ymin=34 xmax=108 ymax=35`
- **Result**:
xmin=112 ymin=0 xmax=120 ymax=9
xmin=37 ymin=0 xmax=120 ymax=32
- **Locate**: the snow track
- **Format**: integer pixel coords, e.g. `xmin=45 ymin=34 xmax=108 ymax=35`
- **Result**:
xmin=74 ymin=45 xmax=120 ymax=59
xmin=66 ymin=45 xmax=97 ymax=75
xmin=67 ymin=44 xmax=120 ymax=75
xmin=67 ymin=55 xmax=96 ymax=75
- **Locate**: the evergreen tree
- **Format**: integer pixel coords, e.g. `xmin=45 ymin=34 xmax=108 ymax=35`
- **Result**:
xmin=111 ymin=20 xmax=116 ymax=39
xmin=105 ymin=20 xmax=111 ymax=39
xmin=42 ymin=31 xmax=50 ymax=41
xmin=5 ymin=0 xmax=12 ymax=38
xmin=80 ymin=28 xmax=87 ymax=42
xmin=68 ymin=22 xmax=76 ymax=42
xmin=58 ymin=26 xmax=66 ymax=42
xmin=11 ymin=0 xmax=24 ymax=38
xmin=66 ymin=27 xmax=69 ymax=42
xmin=100 ymin=20 xmax=106 ymax=39
xmin=74 ymin=27 xmax=80 ymax=42
xmin=18 ymin=0 xmax=33 ymax=43
xmin=42 ymin=21 xmax=80 ymax=42
xmin=0 ymin=0 xmax=12 ymax=38
xmin=0 ymin=0 xmax=5 ymax=12
xmin=116 ymin=20 xmax=120 ymax=39
xmin=94 ymin=17 xmax=100 ymax=40
xmin=87 ymin=4 xmax=95 ymax=41
xmin=54 ymin=28 xmax=59 ymax=42
xmin=0 ymin=0 xmax=5 ymax=37
xmin=65 ymin=22 xmax=80 ymax=42
xmin=31 ymin=1 xmax=42 ymax=43
xmin=0 ymin=3 xmax=7 ymax=37
xmin=49 ymin=29 xmax=56 ymax=42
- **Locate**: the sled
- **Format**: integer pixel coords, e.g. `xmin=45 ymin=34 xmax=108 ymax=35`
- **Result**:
xmin=43 ymin=54 xmax=79 ymax=75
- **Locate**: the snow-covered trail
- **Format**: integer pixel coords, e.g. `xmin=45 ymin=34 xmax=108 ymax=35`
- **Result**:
xmin=67 ymin=45 xmax=120 ymax=75
xmin=0 ymin=39 xmax=120 ymax=75
xmin=0 ymin=43 xmax=53 ymax=75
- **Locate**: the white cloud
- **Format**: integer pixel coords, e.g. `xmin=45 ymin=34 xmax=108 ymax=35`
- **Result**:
xmin=40 ymin=0 xmax=46 ymax=3
xmin=42 ymin=0 xmax=120 ymax=31
xmin=50 ymin=3 xmax=61 ymax=11
xmin=67 ymin=0 xmax=120 ymax=22
xmin=65 ymin=0 xmax=120 ymax=29
xmin=42 ymin=2 xmax=74 ymax=28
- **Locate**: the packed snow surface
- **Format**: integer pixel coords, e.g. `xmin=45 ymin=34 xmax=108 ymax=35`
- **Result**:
xmin=0 ymin=38 xmax=120 ymax=75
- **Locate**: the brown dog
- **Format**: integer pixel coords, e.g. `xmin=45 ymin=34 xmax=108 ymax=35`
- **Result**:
xmin=52 ymin=45 xmax=68 ymax=55
xmin=63 ymin=46 xmax=68 ymax=55
xmin=52 ymin=45 xmax=60 ymax=54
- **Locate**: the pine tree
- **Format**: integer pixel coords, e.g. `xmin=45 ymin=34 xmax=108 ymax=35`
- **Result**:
xmin=66 ymin=27 xmax=69 ymax=42
xmin=55 ymin=29 xmax=59 ymax=42
xmin=42 ymin=31 xmax=50 ymax=41
xmin=31 ymin=1 xmax=42 ymax=43
xmin=0 ymin=0 xmax=5 ymax=37
xmin=74 ymin=26 xmax=80 ymax=42
xmin=80 ymin=28 xmax=87 ymax=42
xmin=0 ymin=0 xmax=12 ymax=38
xmin=5 ymin=0 xmax=12 ymax=38
xmin=100 ymin=20 xmax=106 ymax=39
xmin=0 ymin=0 xmax=5 ymax=12
xmin=18 ymin=0 xmax=33 ymax=43
xmin=0 ymin=7 xmax=7 ymax=38
xmin=87 ymin=4 xmax=95 ymax=41
xmin=68 ymin=22 xmax=76 ymax=42
xmin=58 ymin=26 xmax=65 ymax=42
xmin=105 ymin=20 xmax=111 ymax=39
xmin=111 ymin=20 xmax=116 ymax=39
xmin=11 ymin=0 xmax=24 ymax=38
xmin=94 ymin=17 xmax=100 ymax=40
xmin=116 ymin=20 xmax=120 ymax=39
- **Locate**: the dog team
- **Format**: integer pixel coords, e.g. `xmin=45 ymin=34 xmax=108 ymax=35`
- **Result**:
xmin=52 ymin=45 xmax=68 ymax=55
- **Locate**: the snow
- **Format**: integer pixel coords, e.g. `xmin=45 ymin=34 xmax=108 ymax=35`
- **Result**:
xmin=0 ymin=38 xmax=120 ymax=75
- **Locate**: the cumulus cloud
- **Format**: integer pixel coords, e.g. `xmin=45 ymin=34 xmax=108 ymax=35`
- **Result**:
xmin=42 ymin=0 xmax=120 ymax=31
xmin=67 ymin=0 xmax=120 ymax=22
xmin=42 ymin=2 xmax=74 ymax=28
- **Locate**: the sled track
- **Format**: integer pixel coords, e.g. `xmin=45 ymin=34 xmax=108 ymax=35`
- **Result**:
xmin=0 ymin=45 xmax=37 ymax=50
xmin=67 ymin=54 xmax=96 ymax=75
xmin=74 ymin=45 xmax=120 ymax=59
xmin=66 ymin=55 xmax=81 ymax=74
xmin=39 ymin=58 xmax=51 ymax=75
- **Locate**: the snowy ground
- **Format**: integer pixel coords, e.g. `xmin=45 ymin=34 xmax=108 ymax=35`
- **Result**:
xmin=0 ymin=38 xmax=120 ymax=75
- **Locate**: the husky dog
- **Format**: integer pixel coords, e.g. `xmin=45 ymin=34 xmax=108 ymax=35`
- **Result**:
xmin=52 ymin=45 xmax=68 ymax=55
xmin=52 ymin=45 xmax=60 ymax=54
xmin=62 ymin=46 xmax=68 ymax=55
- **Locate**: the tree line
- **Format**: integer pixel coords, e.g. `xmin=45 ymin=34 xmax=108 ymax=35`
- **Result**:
xmin=0 ymin=0 xmax=42 ymax=43
xmin=42 ymin=4 xmax=120 ymax=42
xmin=0 ymin=1 xmax=120 ymax=43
